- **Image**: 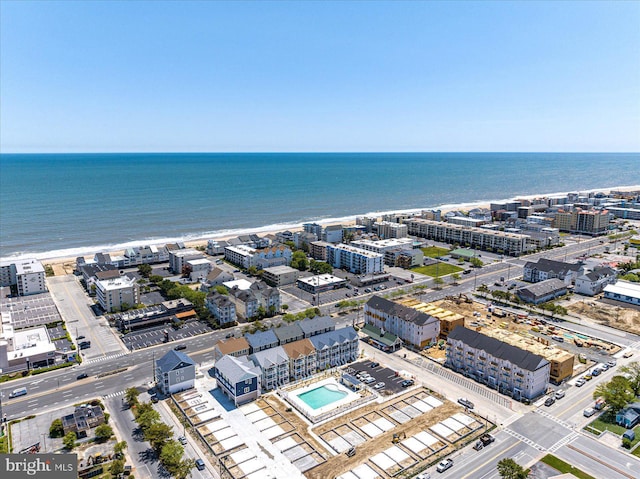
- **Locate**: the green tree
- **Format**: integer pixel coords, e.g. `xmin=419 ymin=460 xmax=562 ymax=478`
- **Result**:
xmin=159 ymin=440 xmax=185 ymax=476
xmin=62 ymin=432 xmax=77 ymax=450
xmin=433 ymin=277 xmax=444 ymax=290
xmin=290 ymin=251 xmax=309 ymax=271
xmin=125 ymin=387 xmax=140 ymax=408
xmin=497 ymin=458 xmax=527 ymax=479
xmin=144 ymin=422 xmax=173 ymax=452
xmin=620 ymin=361 xmax=640 ymax=395
xmin=593 ymin=375 xmax=635 ymax=412
xmin=113 ymin=440 xmax=128 ymax=457
xmin=309 ymin=260 xmax=333 ymax=274
xmin=136 ymin=408 xmax=161 ymax=432
xmin=110 ymin=459 xmax=125 ymax=476
xmin=247 ymin=266 xmax=259 ymax=276
xmin=138 ymin=264 xmax=153 ymax=278
xmin=149 ymin=274 xmax=164 ymax=284
xmin=282 ymin=304 xmax=289 ymax=311
xmin=95 ymin=424 xmax=113 ymax=442
xmin=451 ymin=273 xmax=461 ymax=285
xmin=470 ymin=257 xmax=484 ymax=268
xmin=49 ymin=418 xmax=64 ymax=438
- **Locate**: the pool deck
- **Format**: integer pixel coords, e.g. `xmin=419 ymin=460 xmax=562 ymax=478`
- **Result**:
xmin=287 ymin=377 xmax=362 ymax=418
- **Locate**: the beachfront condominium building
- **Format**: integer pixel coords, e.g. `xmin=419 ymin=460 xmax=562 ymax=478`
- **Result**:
xmin=169 ymin=248 xmax=204 ymax=274
xmin=364 ymin=296 xmax=440 ymax=349
xmin=0 ymin=259 xmax=47 ymax=296
xmin=326 ymin=243 xmax=384 ymax=274
xmin=303 ymin=223 xmax=323 ymax=240
xmin=224 ymin=245 xmax=292 ymax=270
xmin=124 ymin=244 xmax=170 ymax=265
xmin=405 ymin=219 xmax=530 ymax=256
xmin=446 ymin=327 xmax=550 ymax=401
xmin=309 ymin=241 xmax=331 ymax=261
xmin=95 ymin=276 xmax=139 ymax=312
xmin=322 ymin=224 xmax=344 ymax=243
xmin=186 ymin=258 xmax=213 ymax=282
xmin=375 ymin=221 xmax=408 ymax=239
xmin=553 ymin=208 xmax=610 ymax=235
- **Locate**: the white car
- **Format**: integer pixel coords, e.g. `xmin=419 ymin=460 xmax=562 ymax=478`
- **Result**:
xmin=373 ymin=382 xmax=385 ymax=390
xmin=436 ymin=458 xmax=454 ymax=473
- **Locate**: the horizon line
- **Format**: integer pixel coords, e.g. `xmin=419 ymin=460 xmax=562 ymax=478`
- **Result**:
xmin=2 ymin=150 xmax=640 ymax=155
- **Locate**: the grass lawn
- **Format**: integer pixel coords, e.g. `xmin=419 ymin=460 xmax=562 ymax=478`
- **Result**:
xmin=540 ymin=454 xmax=596 ymax=479
xmin=632 ymin=444 xmax=640 ymax=458
xmin=411 ymin=263 xmax=463 ymax=277
xmin=585 ymin=411 xmax=640 ymax=448
xmin=0 ymin=435 xmax=8 ymax=453
xmin=421 ymin=246 xmax=450 ymax=258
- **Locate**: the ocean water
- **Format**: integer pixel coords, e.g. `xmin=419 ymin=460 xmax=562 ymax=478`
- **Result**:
xmin=1 ymin=152 xmax=639 ymax=259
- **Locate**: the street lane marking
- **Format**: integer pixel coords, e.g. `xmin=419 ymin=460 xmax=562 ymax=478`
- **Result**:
xmin=460 ymin=440 xmax=522 ymax=479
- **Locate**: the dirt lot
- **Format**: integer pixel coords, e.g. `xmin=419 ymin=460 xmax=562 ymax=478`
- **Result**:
xmin=567 ymin=299 xmax=640 ymax=335
xmin=307 ymin=388 xmax=484 ymax=479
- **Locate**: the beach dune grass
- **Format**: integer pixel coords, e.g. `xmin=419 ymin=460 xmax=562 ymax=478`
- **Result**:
xmin=540 ymin=454 xmax=595 ymax=479
xmin=421 ymin=246 xmax=450 ymax=258
xmin=411 ymin=263 xmax=463 ymax=277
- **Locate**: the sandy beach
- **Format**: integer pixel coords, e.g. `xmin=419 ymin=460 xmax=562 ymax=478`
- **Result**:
xmin=42 ymin=185 xmax=640 ymax=276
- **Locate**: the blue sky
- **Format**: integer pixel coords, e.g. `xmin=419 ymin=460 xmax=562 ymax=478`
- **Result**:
xmin=1 ymin=1 xmax=639 ymax=152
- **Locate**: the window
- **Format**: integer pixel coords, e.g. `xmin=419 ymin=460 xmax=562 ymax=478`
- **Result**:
xmin=243 ymin=387 xmax=250 ymax=394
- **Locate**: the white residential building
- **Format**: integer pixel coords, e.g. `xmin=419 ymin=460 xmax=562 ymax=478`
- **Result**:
xmin=96 ymin=276 xmax=139 ymax=312
xmin=574 ymin=266 xmax=617 ymax=296
xmin=0 ymin=259 xmax=47 ymax=296
xmin=326 ymin=243 xmax=384 ymax=274
xmin=446 ymin=326 xmax=550 ymax=401
xmin=375 ymin=221 xmax=408 ymax=239
xmin=224 ymin=245 xmax=292 ymax=269
xmin=364 ymin=296 xmax=440 ymax=349
xmin=186 ymin=258 xmax=213 ymax=282
xmin=169 ymin=248 xmax=204 ymax=274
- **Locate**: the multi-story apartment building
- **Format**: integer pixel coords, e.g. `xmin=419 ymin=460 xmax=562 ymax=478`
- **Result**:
xmin=309 ymin=241 xmax=331 ymax=261
xmin=0 ymin=259 xmax=47 ymax=296
xmin=213 ymin=337 xmax=250 ymax=361
xmin=282 ymin=339 xmax=316 ymax=381
xmin=298 ymin=316 xmax=335 ymax=338
xmin=446 ymin=326 xmax=550 ymax=401
xmin=249 ymin=346 xmax=290 ymax=391
xmin=516 ymin=279 xmax=568 ymax=304
xmin=273 ymin=323 xmax=304 ymax=345
xmin=224 ymin=245 xmax=292 ymax=269
xmin=186 ymin=258 xmax=213 ymax=282
xmin=364 ymin=296 xmax=440 ymax=349
xmin=405 ymin=219 xmax=530 ymax=256
xmin=155 ymin=350 xmax=196 ymax=395
xmin=245 ymin=329 xmax=279 ymax=354
xmin=303 ymin=223 xmax=323 ymax=240
xmin=95 ymin=276 xmax=139 ymax=312
xmin=322 ymin=224 xmax=344 ymax=243
xmin=574 ymin=266 xmax=617 ymax=296
xmin=123 ymin=244 xmax=170 ymax=265
xmin=553 ymin=208 xmax=610 ymax=235
xmin=169 ymin=248 xmax=204 ymax=274
xmin=214 ymin=355 xmax=261 ymax=406
xmin=397 ymin=298 xmax=464 ymax=339
xmin=262 ymin=265 xmax=299 ymax=287
xmin=522 ymin=258 xmax=582 ymax=284
xmin=326 ymin=243 xmax=384 ymax=274
xmin=205 ymin=292 xmax=237 ymax=325
xmin=375 ymin=221 xmax=408 ymax=239
xmin=351 ymin=238 xmax=414 ymax=258
xmin=308 ymin=327 xmax=359 ymax=370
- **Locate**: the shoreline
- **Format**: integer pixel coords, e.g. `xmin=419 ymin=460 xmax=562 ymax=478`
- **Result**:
xmin=7 ymin=184 xmax=640 ymax=273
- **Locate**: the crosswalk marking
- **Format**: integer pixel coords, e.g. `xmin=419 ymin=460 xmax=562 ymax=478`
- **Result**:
xmin=548 ymin=432 xmax=579 ymax=453
xmin=535 ymin=408 xmax=573 ymax=429
xmin=84 ymin=352 xmax=130 ymax=364
xmin=103 ymin=390 xmax=126 ymax=399
xmin=502 ymin=427 xmax=546 ymax=451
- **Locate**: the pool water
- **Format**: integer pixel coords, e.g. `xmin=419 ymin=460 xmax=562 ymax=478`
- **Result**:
xmin=297 ymin=385 xmax=348 ymax=410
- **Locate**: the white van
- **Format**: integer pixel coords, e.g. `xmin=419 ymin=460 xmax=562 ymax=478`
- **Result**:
xmin=9 ymin=387 xmax=27 ymax=398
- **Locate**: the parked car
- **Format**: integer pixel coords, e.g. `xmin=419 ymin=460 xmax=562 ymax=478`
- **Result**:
xmin=458 ymin=398 xmax=474 ymax=409
xmin=195 ymin=459 xmax=205 ymax=470
xmin=473 ymin=434 xmax=495 ymax=451
xmin=555 ymin=390 xmax=565 ymax=400
xmin=436 ymin=458 xmax=454 ymax=473
xmin=77 ymin=335 xmax=86 ymax=340
xmin=373 ymin=382 xmax=385 ymax=390
xmin=607 ymin=359 xmax=617 ymax=367
xmin=178 ymin=436 xmax=188 ymax=445
xmin=225 ymin=333 xmax=234 ymax=338
xmin=623 ymin=351 xmax=633 ymax=358
xmin=370 ymin=362 xmax=380 ymax=368
xmin=575 ymin=378 xmax=586 ymax=387
xmin=364 ymin=377 xmax=376 ymax=384
xmin=401 ymin=379 xmax=414 ymax=387
xmin=463 ymin=270 xmax=472 ymax=275
xmin=544 ymin=396 xmax=556 ymax=407
xmin=174 ymin=344 xmax=187 ymax=351
xmin=583 ymin=407 xmax=596 ymax=417
xmin=591 ymin=368 xmax=601 ymax=376
xmin=583 ymin=374 xmax=593 ymax=381
xmin=76 ymin=373 xmax=88 ymax=380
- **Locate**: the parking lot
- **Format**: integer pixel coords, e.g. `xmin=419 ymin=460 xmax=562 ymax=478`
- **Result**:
xmin=0 ymin=291 xmax=63 ymax=329
xmin=122 ymin=320 xmax=213 ymax=350
xmin=347 ymin=359 xmax=413 ymax=395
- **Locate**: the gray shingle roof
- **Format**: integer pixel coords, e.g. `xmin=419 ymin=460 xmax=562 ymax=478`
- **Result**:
xmin=524 ymin=258 xmax=581 ymax=274
xmin=517 ymin=278 xmax=567 ymax=297
xmin=448 ymin=327 xmax=549 ymax=372
xmin=298 ymin=316 xmax=335 ymax=336
xmin=274 ymin=323 xmax=304 ymax=343
xmin=155 ymin=350 xmax=196 ymax=373
xmin=308 ymin=327 xmax=358 ymax=350
xmin=365 ymin=296 xmax=439 ymax=326
xmin=250 ymin=346 xmax=289 ymax=368
xmin=215 ymin=355 xmax=260 ymax=383
xmin=245 ymin=329 xmax=279 ymax=350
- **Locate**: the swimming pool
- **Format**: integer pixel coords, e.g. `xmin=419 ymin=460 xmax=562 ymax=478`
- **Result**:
xmin=297 ymin=384 xmax=348 ymax=410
